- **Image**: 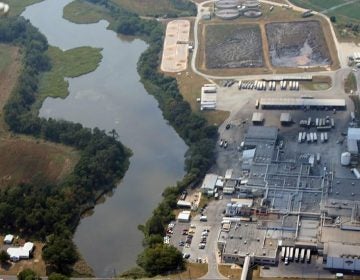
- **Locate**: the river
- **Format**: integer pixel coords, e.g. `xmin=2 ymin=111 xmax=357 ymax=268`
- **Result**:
xmin=22 ymin=0 xmax=187 ymax=276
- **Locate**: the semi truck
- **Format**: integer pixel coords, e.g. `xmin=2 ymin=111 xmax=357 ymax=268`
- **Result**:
xmin=306 ymin=249 xmax=311 ymax=263
xmin=300 ymin=248 xmax=305 ymax=262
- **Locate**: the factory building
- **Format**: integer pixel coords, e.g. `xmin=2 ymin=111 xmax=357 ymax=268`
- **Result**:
xmin=200 ymin=84 xmax=217 ymax=110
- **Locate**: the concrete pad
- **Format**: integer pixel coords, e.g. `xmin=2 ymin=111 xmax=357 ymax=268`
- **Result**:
xmin=161 ymin=20 xmax=190 ymax=73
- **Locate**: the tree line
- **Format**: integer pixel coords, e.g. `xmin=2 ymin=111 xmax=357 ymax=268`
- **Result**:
xmin=81 ymin=0 xmax=218 ymax=276
xmin=0 ymin=17 xmax=131 ymax=275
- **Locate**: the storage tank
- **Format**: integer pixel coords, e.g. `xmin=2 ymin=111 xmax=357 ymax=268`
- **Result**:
xmin=341 ymin=152 xmax=351 ymax=166
xmin=3 ymin=3 xmax=9 ymax=13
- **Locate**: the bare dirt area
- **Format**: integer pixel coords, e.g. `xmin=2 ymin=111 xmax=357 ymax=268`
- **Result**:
xmin=205 ymin=24 xmax=264 ymax=69
xmin=0 ymin=137 xmax=79 ymax=187
xmin=266 ymin=21 xmax=332 ymax=67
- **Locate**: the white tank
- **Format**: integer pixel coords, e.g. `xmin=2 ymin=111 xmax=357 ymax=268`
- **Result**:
xmin=341 ymin=152 xmax=351 ymax=166
xmin=4 ymin=4 xmax=10 ymax=14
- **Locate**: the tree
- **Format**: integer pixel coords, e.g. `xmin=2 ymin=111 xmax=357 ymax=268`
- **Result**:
xmin=330 ymin=16 xmax=336 ymax=23
xmin=48 ymin=273 xmax=70 ymax=280
xmin=18 ymin=269 xmax=40 ymax=280
xmin=0 ymin=250 xmax=9 ymax=264
xmin=137 ymin=244 xmax=184 ymax=276
xmin=42 ymin=235 xmax=78 ymax=275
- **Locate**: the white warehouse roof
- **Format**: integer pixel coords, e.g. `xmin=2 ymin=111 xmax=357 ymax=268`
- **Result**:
xmin=201 ymin=174 xmax=218 ymax=191
xmin=177 ymin=211 xmax=191 ymax=222
xmin=261 ymin=98 xmax=346 ymax=108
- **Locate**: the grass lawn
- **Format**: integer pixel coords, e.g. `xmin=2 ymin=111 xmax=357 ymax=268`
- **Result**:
xmin=159 ymin=263 xmax=208 ymax=279
xmin=7 ymin=0 xmax=43 ymax=16
xmin=0 ymin=45 xmax=13 ymax=72
xmin=289 ymin=0 xmax=360 ymax=41
xmin=344 ymin=72 xmax=358 ymax=93
xmin=63 ymin=0 xmax=113 ymax=24
xmin=218 ymin=264 xmax=242 ymax=278
xmin=35 ymin=46 xmax=102 ymax=109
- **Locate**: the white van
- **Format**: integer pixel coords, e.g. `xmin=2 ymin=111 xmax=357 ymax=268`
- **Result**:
xmin=200 ymin=216 xmax=208 ymax=222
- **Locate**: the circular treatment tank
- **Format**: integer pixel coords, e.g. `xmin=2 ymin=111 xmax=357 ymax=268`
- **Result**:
xmin=341 ymin=152 xmax=351 ymax=166
xmin=215 ymin=8 xmax=240 ymax=19
xmin=244 ymin=0 xmax=260 ymax=8
xmin=244 ymin=9 xmax=262 ymax=17
xmin=215 ymin=0 xmax=239 ymax=9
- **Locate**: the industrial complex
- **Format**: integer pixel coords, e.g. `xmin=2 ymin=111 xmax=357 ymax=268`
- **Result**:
xmin=159 ymin=0 xmax=360 ymax=278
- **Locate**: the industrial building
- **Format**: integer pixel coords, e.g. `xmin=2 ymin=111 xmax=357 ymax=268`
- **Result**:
xmin=216 ymin=125 xmax=360 ymax=273
xmin=260 ymin=98 xmax=346 ymax=110
xmin=347 ymin=127 xmax=360 ymax=154
xmin=200 ymin=173 xmax=218 ymax=195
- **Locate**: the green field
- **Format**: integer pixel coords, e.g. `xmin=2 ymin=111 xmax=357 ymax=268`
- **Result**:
xmin=290 ymin=0 xmax=360 ymax=20
xmin=63 ymin=0 xmax=113 ymax=24
xmin=35 ymin=46 xmax=102 ymax=108
xmin=6 ymin=0 xmax=43 ymax=16
xmin=290 ymin=0 xmax=360 ymax=41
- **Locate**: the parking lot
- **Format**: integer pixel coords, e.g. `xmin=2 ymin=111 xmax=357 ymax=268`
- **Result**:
xmin=167 ymin=199 xmax=229 ymax=266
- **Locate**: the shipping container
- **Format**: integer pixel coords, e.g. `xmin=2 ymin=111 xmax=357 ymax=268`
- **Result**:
xmin=268 ymin=81 xmax=272 ymax=90
xmin=289 ymin=81 xmax=293 ymax=90
xmin=286 ymin=247 xmax=290 ymax=258
xmin=320 ymin=133 xmax=324 ymax=143
xmin=306 ymin=133 xmax=311 ymax=143
xmin=313 ymin=132 xmax=317 ymax=142
xmin=310 ymin=133 xmax=313 ymax=142
xmin=238 ymin=81 xmax=242 ymax=89
xmin=324 ymin=132 xmax=328 ymax=142
xmin=283 ymin=81 xmax=287 ymax=89
xmin=273 ymin=81 xmax=276 ymax=90
xmin=331 ymin=118 xmax=335 ymax=128
xmin=315 ymin=118 xmax=319 ymax=126
xmin=317 ymin=153 xmax=321 ymax=163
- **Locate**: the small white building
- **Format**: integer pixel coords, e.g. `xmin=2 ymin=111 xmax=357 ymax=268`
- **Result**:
xmin=200 ymin=174 xmax=218 ymax=195
xmin=7 ymin=242 xmax=34 ymax=262
xmin=177 ymin=200 xmax=192 ymax=208
xmin=3 ymin=234 xmax=14 ymax=244
xmin=177 ymin=211 xmax=191 ymax=222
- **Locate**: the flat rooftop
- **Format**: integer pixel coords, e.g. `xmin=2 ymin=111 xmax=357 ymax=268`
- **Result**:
xmin=220 ymin=223 xmax=278 ymax=258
